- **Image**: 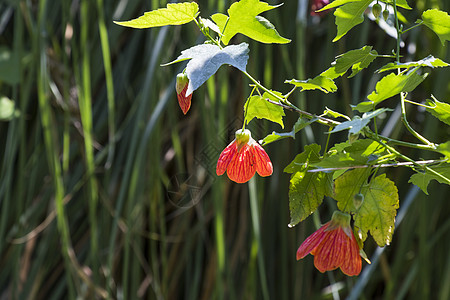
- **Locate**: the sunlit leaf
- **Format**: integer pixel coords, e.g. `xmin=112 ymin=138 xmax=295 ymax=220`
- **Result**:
xmin=335 ymin=170 xmax=399 ymax=247
xmin=323 ymin=107 xmax=351 ymax=120
xmin=260 ymin=117 xmax=317 ymax=146
xmin=333 ymin=0 xmax=372 ymax=42
xmin=311 ymin=139 xmax=389 ymax=170
xmin=114 ymin=2 xmax=199 ymax=28
xmin=377 ymin=55 xmax=449 ymax=73
xmin=245 ymin=91 xmax=285 ymax=128
xmin=420 ymin=9 xmax=450 ymax=46
xmin=353 ymin=68 xmax=427 ymax=112
xmin=436 ymin=142 xmax=450 ymax=160
xmin=319 ymin=0 xmax=411 ymax=12
xmin=285 ymin=144 xmax=333 ymax=226
xmin=321 ymin=46 xmax=378 ymax=79
xmin=211 ymin=0 xmax=290 ymax=45
xmin=425 ymin=96 xmax=450 ymax=126
xmin=329 ymin=108 xmax=392 ymax=134
xmin=285 ymin=76 xmax=337 ymax=93
xmin=409 ymin=163 xmax=450 ymax=194
xmin=163 ymin=43 xmax=249 ymax=96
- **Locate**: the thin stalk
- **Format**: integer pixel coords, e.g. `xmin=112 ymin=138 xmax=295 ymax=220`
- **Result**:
xmin=248 ymin=178 xmax=269 ymax=300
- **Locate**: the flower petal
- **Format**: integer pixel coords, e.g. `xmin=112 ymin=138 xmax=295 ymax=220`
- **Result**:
xmin=216 ymin=140 xmax=237 ymax=176
xmin=252 ymin=142 xmax=273 ymax=177
xmin=340 ymin=233 xmax=362 ymax=276
xmin=313 ymin=227 xmax=346 ymax=273
xmin=227 ymin=144 xmax=256 ymax=183
xmin=296 ymin=223 xmax=330 ymax=260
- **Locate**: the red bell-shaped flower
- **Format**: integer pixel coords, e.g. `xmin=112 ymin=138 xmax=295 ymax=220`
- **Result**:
xmin=297 ymin=211 xmax=362 ymax=276
xmin=216 ymin=129 xmax=273 ymax=183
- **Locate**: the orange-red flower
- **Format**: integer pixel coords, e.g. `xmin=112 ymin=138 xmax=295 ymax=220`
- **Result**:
xmin=176 ymin=73 xmax=192 ymax=115
xmin=216 ymin=129 xmax=273 ymax=183
xmin=296 ymin=211 xmax=362 ymax=276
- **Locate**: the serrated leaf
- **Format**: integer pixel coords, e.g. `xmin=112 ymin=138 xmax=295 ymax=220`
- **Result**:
xmin=425 ymin=96 xmax=450 ymax=126
xmin=318 ymin=0 xmax=411 ymax=12
xmin=323 ymin=107 xmax=351 ymax=120
xmin=333 ymin=0 xmax=372 ymax=42
xmin=244 ymin=91 xmax=285 ymax=128
xmin=260 ymin=117 xmax=317 ymax=146
xmin=285 ymin=144 xmax=333 ymax=226
xmin=420 ymin=9 xmax=450 ymax=46
xmin=409 ymin=164 xmax=450 ymax=194
xmin=377 ymin=55 xmax=449 ymax=73
xmin=311 ymin=139 xmax=389 ymax=169
xmin=321 ymin=46 xmax=378 ymax=79
xmin=330 ymin=108 xmax=392 ymax=134
xmin=285 ymin=75 xmax=337 ymax=93
xmin=336 ymin=170 xmax=399 ymax=247
xmin=211 ymin=0 xmax=290 ymax=45
xmin=354 ymin=68 xmax=427 ymax=112
xmin=199 ymin=17 xmax=221 ymax=35
xmin=436 ymin=142 xmax=450 ymax=160
xmin=114 ymin=2 xmax=199 ymax=28
xmin=163 ymin=43 xmax=249 ymax=96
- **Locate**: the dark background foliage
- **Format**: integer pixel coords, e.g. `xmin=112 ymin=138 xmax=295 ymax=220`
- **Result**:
xmin=0 ymin=0 xmax=449 ymax=299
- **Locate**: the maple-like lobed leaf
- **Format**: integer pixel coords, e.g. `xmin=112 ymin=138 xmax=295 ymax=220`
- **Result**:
xmin=260 ymin=117 xmax=317 ymax=146
xmin=163 ymin=43 xmax=249 ymax=96
xmin=114 ymin=2 xmax=199 ymax=28
xmin=335 ymin=169 xmax=399 ymax=247
xmin=377 ymin=55 xmax=449 ymax=73
xmin=211 ymin=0 xmax=290 ymax=45
xmin=425 ymin=96 xmax=450 ymax=126
xmin=420 ymin=9 xmax=450 ymax=46
xmin=285 ymin=76 xmax=337 ymax=93
xmin=244 ymin=91 xmax=286 ymax=128
xmin=409 ymin=163 xmax=450 ymax=194
xmin=354 ymin=68 xmax=427 ymax=112
xmin=285 ymin=144 xmax=334 ymax=226
xmin=329 ymin=108 xmax=392 ymax=134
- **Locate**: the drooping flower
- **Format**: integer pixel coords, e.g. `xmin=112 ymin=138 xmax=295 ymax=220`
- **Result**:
xmin=176 ymin=73 xmax=192 ymax=115
xmin=311 ymin=0 xmax=330 ymax=16
xmin=296 ymin=211 xmax=362 ymax=276
xmin=216 ymin=129 xmax=273 ymax=183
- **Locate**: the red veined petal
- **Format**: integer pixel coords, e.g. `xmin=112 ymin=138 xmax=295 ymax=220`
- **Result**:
xmin=340 ymin=232 xmax=362 ymax=276
xmin=313 ymin=227 xmax=346 ymax=273
xmin=227 ymin=144 xmax=256 ymax=183
xmin=216 ymin=140 xmax=237 ymax=176
xmin=177 ymin=85 xmax=192 ymax=115
xmin=251 ymin=142 xmax=273 ymax=177
xmin=296 ymin=223 xmax=330 ymax=260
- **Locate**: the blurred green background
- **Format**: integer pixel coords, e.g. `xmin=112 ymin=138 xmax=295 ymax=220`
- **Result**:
xmin=0 ymin=0 xmax=449 ymax=299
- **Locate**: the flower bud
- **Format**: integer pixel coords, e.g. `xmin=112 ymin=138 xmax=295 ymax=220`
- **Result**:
xmin=382 ymin=9 xmax=389 ymax=20
xmin=175 ymin=73 xmax=192 ymax=115
xmin=372 ymin=3 xmax=382 ymax=19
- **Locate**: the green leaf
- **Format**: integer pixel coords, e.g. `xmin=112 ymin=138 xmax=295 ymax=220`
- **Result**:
xmin=311 ymin=139 xmax=389 ymax=170
xmin=260 ymin=117 xmax=317 ymax=146
xmin=163 ymin=43 xmax=249 ymax=96
xmin=323 ymin=107 xmax=351 ymax=120
xmin=420 ymin=9 xmax=450 ymax=45
xmin=336 ymin=170 xmax=399 ymax=247
xmin=211 ymin=0 xmax=290 ymax=45
xmin=285 ymin=75 xmax=337 ymax=93
xmin=285 ymin=144 xmax=333 ymax=226
xmin=329 ymin=108 xmax=392 ymax=134
xmin=0 ymin=96 xmax=19 ymax=121
xmin=333 ymin=0 xmax=372 ymax=42
xmin=436 ymin=142 xmax=450 ymax=160
xmin=114 ymin=2 xmax=199 ymax=28
xmin=319 ymin=0 xmax=411 ymax=11
xmin=409 ymin=164 xmax=450 ymax=194
xmin=354 ymin=68 xmax=427 ymax=112
xmin=321 ymin=46 xmax=378 ymax=79
xmin=244 ymin=91 xmax=285 ymax=128
xmin=377 ymin=55 xmax=449 ymax=73
xmin=425 ymin=96 xmax=450 ymax=126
